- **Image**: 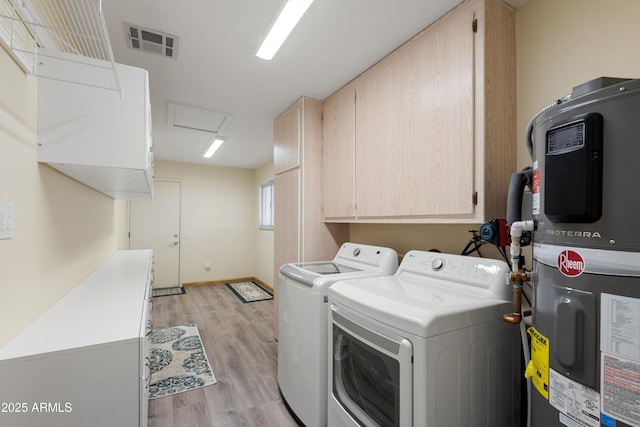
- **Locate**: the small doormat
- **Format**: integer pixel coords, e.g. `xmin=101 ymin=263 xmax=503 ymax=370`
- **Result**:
xmin=149 ymin=324 xmax=217 ymax=399
xmin=152 ymin=286 xmax=186 ymax=298
xmin=225 ymin=281 xmax=273 ymax=303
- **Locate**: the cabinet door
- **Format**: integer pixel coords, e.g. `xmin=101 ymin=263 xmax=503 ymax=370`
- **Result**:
xmin=401 ymin=4 xmax=475 ymax=217
xmin=355 ymin=55 xmax=404 ymax=218
xmin=274 ymin=101 xmax=301 ymax=174
xmin=274 ymin=169 xmax=300 ymax=273
xmin=323 ymin=85 xmax=356 ymax=219
xmin=273 ymin=168 xmax=299 ymax=337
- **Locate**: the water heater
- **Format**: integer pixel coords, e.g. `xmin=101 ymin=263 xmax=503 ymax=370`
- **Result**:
xmin=529 ymin=77 xmax=640 ymax=427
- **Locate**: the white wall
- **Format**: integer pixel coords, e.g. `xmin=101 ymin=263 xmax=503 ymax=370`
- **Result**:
xmin=155 ymin=160 xmax=258 ymax=284
xmin=0 ymin=47 xmax=128 ymax=347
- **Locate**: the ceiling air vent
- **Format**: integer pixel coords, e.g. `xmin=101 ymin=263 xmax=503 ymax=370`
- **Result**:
xmin=124 ymin=22 xmax=178 ymax=59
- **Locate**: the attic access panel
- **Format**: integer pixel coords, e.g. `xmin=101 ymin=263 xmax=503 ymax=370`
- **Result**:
xmin=124 ymin=22 xmax=178 ymax=59
xmin=167 ymin=102 xmax=234 ymax=135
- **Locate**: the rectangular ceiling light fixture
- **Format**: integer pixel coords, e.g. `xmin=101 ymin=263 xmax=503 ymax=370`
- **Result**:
xmin=204 ymin=137 xmax=225 ymax=158
xmin=255 ymin=0 xmax=314 ymax=60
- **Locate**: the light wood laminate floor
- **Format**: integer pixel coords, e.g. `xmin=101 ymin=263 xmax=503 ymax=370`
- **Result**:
xmin=148 ymin=284 xmax=299 ymax=427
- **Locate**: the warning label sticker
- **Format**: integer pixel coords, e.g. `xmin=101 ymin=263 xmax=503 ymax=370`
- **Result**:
xmin=526 ymin=326 xmax=549 ymax=399
xmin=601 ymin=353 xmax=640 ymax=427
xmin=601 ymin=293 xmax=640 ymax=362
xmin=549 ymin=369 xmax=600 ymax=427
xmin=532 ymin=161 xmax=540 ymax=215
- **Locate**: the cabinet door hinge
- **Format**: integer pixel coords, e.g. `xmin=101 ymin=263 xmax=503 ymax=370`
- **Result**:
xmin=472 ymin=191 xmax=478 ymax=205
xmin=472 ymin=19 xmax=478 ymax=33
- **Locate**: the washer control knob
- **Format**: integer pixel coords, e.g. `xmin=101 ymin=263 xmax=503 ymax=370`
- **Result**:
xmin=353 ymin=248 xmax=361 ymax=257
xmin=432 ymin=258 xmax=445 ymax=271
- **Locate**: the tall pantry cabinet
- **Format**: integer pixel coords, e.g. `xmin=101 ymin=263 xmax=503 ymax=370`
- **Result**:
xmin=273 ymin=97 xmax=349 ymax=337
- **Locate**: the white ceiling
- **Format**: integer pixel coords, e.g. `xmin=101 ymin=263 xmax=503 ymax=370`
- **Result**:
xmin=101 ymin=0 xmax=528 ymax=169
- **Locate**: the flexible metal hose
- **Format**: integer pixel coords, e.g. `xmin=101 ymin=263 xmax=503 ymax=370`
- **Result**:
xmin=524 ymin=98 xmax=566 ymax=159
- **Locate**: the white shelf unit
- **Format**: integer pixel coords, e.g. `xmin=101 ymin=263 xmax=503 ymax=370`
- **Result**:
xmin=37 ymin=61 xmax=154 ymax=199
xmin=0 ymin=250 xmax=153 ymax=427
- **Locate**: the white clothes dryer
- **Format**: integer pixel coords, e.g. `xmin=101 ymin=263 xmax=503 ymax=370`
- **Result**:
xmin=278 ymin=242 xmax=398 ymax=427
xmin=328 ymin=250 xmax=521 ymax=427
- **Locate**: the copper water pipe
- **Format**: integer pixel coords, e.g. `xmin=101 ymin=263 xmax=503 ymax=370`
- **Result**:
xmin=503 ymin=270 xmax=531 ymax=324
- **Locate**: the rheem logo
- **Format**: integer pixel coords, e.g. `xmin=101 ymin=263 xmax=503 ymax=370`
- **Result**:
xmin=558 ymin=250 xmax=585 ymax=277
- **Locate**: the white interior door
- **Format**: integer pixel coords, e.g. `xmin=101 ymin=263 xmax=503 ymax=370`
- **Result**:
xmin=129 ymin=180 xmax=181 ymax=288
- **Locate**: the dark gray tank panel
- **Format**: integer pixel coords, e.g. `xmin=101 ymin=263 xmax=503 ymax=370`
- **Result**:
xmin=532 ymin=78 xmax=640 ymax=251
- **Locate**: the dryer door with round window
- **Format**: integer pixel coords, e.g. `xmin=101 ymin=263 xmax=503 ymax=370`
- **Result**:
xmin=330 ymin=305 xmax=413 ymax=427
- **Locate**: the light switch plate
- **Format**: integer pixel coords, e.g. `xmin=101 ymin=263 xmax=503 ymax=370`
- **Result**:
xmin=0 ymin=202 xmax=15 ymax=239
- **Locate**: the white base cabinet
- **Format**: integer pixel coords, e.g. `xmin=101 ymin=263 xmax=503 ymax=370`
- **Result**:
xmin=0 ymin=250 xmax=153 ymax=427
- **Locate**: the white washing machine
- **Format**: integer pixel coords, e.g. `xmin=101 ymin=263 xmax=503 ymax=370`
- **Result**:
xmin=328 ymin=250 xmax=521 ymax=427
xmin=278 ymin=242 xmax=398 ymax=427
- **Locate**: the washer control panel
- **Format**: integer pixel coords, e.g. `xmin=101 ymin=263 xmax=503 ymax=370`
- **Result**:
xmin=399 ymin=250 xmax=512 ymax=299
xmin=334 ymin=242 xmax=399 ymax=271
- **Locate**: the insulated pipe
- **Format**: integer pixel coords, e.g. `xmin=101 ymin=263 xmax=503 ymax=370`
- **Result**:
xmin=506 ymin=167 xmax=532 ymax=226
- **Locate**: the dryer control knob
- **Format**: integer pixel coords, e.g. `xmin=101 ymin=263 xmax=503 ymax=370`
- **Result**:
xmin=432 ymin=258 xmax=445 ymax=271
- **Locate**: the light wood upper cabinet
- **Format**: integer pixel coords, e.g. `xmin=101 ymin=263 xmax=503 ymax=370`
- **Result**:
xmin=322 ymin=85 xmax=356 ymax=219
xmin=398 ymin=0 xmax=475 ymax=218
xmin=322 ymin=0 xmax=515 ymax=223
xmin=273 ymin=101 xmax=301 ymax=174
xmin=355 ymin=54 xmax=405 ymax=218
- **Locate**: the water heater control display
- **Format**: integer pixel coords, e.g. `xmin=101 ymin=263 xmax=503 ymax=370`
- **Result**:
xmin=544 ymin=113 xmax=603 ymax=223
xmin=547 ymin=121 xmax=585 ymax=154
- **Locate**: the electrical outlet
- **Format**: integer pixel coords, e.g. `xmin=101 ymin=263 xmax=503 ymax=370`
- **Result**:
xmin=205 ymin=261 xmax=211 ymax=271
